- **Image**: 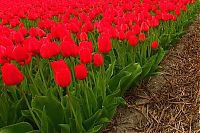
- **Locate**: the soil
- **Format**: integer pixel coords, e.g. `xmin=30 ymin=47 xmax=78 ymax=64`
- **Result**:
xmin=103 ymin=14 xmax=200 ymax=133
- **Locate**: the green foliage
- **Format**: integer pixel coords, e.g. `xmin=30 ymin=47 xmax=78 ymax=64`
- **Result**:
xmin=0 ymin=122 xmax=33 ymax=133
xmin=31 ymin=96 xmax=65 ymax=132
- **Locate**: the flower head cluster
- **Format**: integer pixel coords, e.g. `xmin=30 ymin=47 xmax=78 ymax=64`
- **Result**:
xmin=0 ymin=0 xmax=194 ymax=87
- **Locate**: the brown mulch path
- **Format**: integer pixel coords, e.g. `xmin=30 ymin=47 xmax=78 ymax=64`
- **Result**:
xmin=103 ymin=14 xmax=200 ymax=133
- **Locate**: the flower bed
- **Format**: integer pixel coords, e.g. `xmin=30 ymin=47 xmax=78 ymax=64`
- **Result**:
xmin=0 ymin=0 xmax=199 ymax=133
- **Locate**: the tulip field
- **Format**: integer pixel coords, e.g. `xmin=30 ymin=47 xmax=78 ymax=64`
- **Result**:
xmin=0 ymin=0 xmax=199 ymax=133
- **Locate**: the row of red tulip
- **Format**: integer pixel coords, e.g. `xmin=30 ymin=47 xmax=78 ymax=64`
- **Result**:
xmin=0 ymin=0 xmax=195 ymax=87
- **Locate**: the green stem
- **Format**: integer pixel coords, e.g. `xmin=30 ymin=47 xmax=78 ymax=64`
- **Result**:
xmin=38 ymin=58 xmax=48 ymax=91
xmin=26 ymin=66 xmax=40 ymax=95
xmin=83 ymin=80 xmax=91 ymax=116
xmin=132 ymin=46 xmax=136 ymax=63
xmin=89 ymin=64 xmax=96 ymax=85
xmin=20 ymin=87 xmax=41 ymax=130
xmin=66 ymin=89 xmax=82 ymax=132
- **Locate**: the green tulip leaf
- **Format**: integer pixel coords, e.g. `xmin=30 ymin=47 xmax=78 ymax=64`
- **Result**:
xmin=0 ymin=122 xmax=33 ymax=133
xmin=31 ymin=96 xmax=64 ymax=131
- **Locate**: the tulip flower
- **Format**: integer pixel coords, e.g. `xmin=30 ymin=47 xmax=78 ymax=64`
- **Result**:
xmin=151 ymin=41 xmax=159 ymax=49
xmin=1 ymin=63 xmax=24 ymax=86
xmin=98 ymin=35 xmax=112 ymax=53
xmin=93 ymin=53 xmax=104 ymax=67
xmin=50 ymin=60 xmax=72 ymax=87
xmin=40 ymin=42 xmax=60 ymax=59
xmin=74 ymin=64 xmax=88 ymax=80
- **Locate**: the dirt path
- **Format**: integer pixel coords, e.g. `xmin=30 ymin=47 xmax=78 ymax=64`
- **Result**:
xmin=103 ymin=14 xmax=200 ymax=133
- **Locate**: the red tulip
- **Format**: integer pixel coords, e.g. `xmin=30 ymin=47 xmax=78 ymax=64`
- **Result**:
xmin=12 ymin=31 xmax=24 ymax=43
xmin=67 ymin=17 xmax=81 ymax=33
xmin=38 ymin=19 xmax=53 ymax=30
xmin=51 ymin=24 xmax=69 ymax=39
xmin=79 ymin=41 xmax=93 ymax=53
xmin=162 ymin=13 xmax=170 ymax=21
xmin=151 ymin=41 xmax=159 ymax=49
xmin=74 ymin=64 xmax=88 ymax=80
xmin=40 ymin=42 xmax=60 ymax=59
xmin=93 ymin=53 xmax=104 ymax=67
xmin=12 ymin=45 xmax=29 ymax=63
xmin=0 ymin=46 xmax=9 ymax=65
xmin=36 ymin=28 xmax=46 ymax=37
xmin=60 ymin=40 xmax=79 ymax=57
xmin=139 ymin=33 xmax=146 ymax=42
xmin=28 ymin=13 xmax=38 ymax=20
xmin=150 ymin=16 xmax=160 ymax=27
xmin=0 ymin=36 xmax=13 ymax=47
xmin=79 ymin=47 xmax=92 ymax=64
xmin=118 ymin=30 xmax=126 ymax=41
xmin=1 ymin=63 xmax=24 ymax=86
xmin=182 ymin=5 xmax=187 ymax=11
xmin=79 ymin=32 xmax=88 ymax=41
xmin=23 ymin=37 xmax=42 ymax=55
xmin=82 ymin=21 xmax=94 ymax=32
xmin=128 ymin=35 xmax=138 ymax=46
xmin=18 ymin=26 xmax=28 ymax=36
xmin=9 ymin=18 xmax=20 ymax=27
xmin=141 ymin=21 xmax=149 ymax=32
xmin=4 ymin=46 xmax=14 ymax=61
xmin=50 ymin=60 xmax=72 ymax=87
xmin=131 ymin=24 xmax=140 ymax=35
xmin=98 ymin=35 xmax=112 ymax=53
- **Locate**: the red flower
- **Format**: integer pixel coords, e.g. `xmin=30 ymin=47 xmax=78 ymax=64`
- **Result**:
xmin=0 ymin=36 xmax=13 ymax=47
xmin=4 ymin=46 xmax=14 ymax=61
xmin=30 ymin=27 xmax=46 ymax=37
xmin=12 ymin=31 xmax=24 ymax=43
xmin=182 ymin=5 xmax=187 ymax=11
xmin=98 ymin=35 xmax=112 ymax=53
xmin=67 ymin=17 xmax=81 ymax=33
xmin=29 ymin=28 xmax=38 ymax=37
xmin=93 ymin=53 xmax=104 ymax=67
xmin=1 ymin=63 xmax=24 ymax=86
xmin=120 ymin=24 xmax=128 ymax=32
xmin=40 ymin=42 xmax=60 ymax=59
xmin=79 ymin=32 xmax=88 ymax=41
xmin=50 ymin=60 xmax=72 ymax=87
xmin=12 ymin=45 xmax=29 ymax=63
xmin=79 ymin=47 xmax=92 ymax=64
xmin=172 ymin=15 xmax=177 ymax=21
xmin=74 ymin=64 xmax=88 ymax=80
xmin=79 ymin=41 xmax=93 ymax=53
xmin=1 ymin=18 xmax=9 ymax=25
xmin=162 ymin=13 xmax=170 ymax=21
xmin=141 ymin=21 xmax=149 ymax=32
xmin=60 ymin=40 xmax=79 ymax=57
xmin=36 ymin=28 xmax=46 ymax=37
xmin=117 ymin=30 xmax=126 ymax=41
xmin=63 ymin=33 xmax=74 ymax=42
xmin=131 ymin=24 xmax=140 ymax=35
xmin=0 ymin=46 xmax=9 ymax=65
xmin=9 ymin=18 xmax=20 ymax=27
xmin=38 ymin=19 xmax=54 ymax=30
xmin=18 ymin=26 xmax=28 ymax=36
xmin=151 ymin=41 xmax=159 ymax=49
xmin=82 ymin=21 xmax=94 ymax=32
xmin=28 ymin=13 xmax=38 ymax=20
xmin=51 ymin=24 xmax=69 ymax=39
xmin=150 ymin=16 xmax=160 ymax=27
xmin=128 ymin=35 xmax=138 ymax=46
xmin=23 ymin=37 xmax=42 ymax=55
xmin=139 ymin=33 xmax=146 ymax=42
